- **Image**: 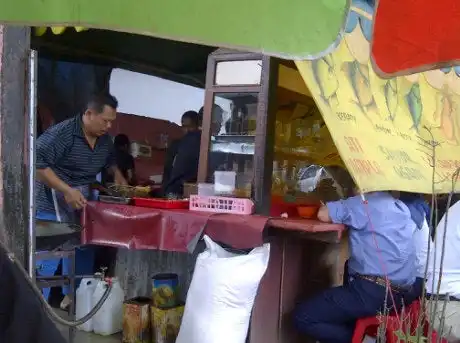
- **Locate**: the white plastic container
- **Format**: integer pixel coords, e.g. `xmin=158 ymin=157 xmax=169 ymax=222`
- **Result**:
xmin=76 ymin=278 xmax=98 ymax=332
xmin=92 ymin=278 xmax=125 ymax=336
xmin=214 ymin=171 xmax=236 ymax=194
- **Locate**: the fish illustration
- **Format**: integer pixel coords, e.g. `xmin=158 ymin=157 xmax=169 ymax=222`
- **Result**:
xmin=383 ymin=78 xmax=398 ymax=121
xmin=405 ymin=83 xmax=422 ymax=132
xmin=311 ymin=55 xmax=339 ymax=107
xmin=342 ymin=60 xmax=376 ymax=118
xmin=434 ymin=91 xmax=458 ymax=144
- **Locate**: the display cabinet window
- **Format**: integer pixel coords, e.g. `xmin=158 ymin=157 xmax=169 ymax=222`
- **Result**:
xmin=207 ymin=93 xmax=257 ymax=196
xmin=215 ymin=60 xmax=262 ymax=86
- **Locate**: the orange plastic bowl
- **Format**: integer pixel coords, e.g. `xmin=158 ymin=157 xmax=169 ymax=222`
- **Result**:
xmin=297 ymin=205 xmax=320 ymax=219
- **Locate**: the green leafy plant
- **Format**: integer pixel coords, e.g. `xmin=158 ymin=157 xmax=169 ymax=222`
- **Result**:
xmin=393 ymin=328 xmax=427 ymax=342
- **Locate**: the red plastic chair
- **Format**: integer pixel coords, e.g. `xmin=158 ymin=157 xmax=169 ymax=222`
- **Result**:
xmin=351 ymin=300 xmax=448 ymax=342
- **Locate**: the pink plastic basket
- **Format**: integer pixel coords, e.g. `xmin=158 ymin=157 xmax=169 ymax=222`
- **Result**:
xmin=189 ymin=195 xmax=254 ymax=215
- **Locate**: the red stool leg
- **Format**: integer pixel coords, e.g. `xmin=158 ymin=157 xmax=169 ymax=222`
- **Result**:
xmin=352 ymin=317 xmax=380 ymax=343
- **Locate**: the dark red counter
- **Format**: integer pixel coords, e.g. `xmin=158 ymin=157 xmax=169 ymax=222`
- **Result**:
xmin=81 ymin=201 xmax=346 ymax=343
xmin=81 ymin=201 xmax=344 ymax=251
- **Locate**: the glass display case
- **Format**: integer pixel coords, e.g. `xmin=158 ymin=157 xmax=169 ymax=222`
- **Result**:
xmin=198 ymin=49 xmax=278 ymax=214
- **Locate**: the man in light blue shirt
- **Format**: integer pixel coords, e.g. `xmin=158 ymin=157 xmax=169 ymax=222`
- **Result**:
xmin=294 ymin=191 xmax=416 ymax=343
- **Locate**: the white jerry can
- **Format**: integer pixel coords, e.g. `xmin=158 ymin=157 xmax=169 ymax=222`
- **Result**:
xmin=92 ymin=278 xmax=125 ymax=336
xmin=76 ymin=278 xmax=98 ymax=332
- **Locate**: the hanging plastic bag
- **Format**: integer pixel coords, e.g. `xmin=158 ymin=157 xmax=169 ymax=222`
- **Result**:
xmin=176 ymin=235 xmax=270 ymax=343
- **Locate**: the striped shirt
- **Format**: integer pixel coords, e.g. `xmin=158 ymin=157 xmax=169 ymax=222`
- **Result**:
xmin=36 ymin=115 xmax=115 ymax=215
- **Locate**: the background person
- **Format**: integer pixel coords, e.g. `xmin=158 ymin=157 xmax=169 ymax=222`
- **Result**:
xmin=399 ymin=192 xmax=431 ymax=304
xmin=162 ymin=110 xmax=201 ymax=192
xmin=426 ymin=196 xmax=460 ymax=342
xmin=163 ymin=111 xmax=201 ymax=196
xmin=198 ymin=104 xmax=224 ymax=136
xmin=198 ymin=104 xmax=227 ymax=182
xmin=103 ymin=133 xmax=136 ymax=185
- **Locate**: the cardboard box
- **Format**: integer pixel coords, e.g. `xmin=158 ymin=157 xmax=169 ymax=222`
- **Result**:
xmin=123 ymin=297 xmax=152 ymax=343
xmin=151 ymin=304 xmax=184 ymax=343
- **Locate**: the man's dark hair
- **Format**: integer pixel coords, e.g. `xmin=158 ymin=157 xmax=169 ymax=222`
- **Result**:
xmin=114 ymin=134 xmax=130 ymax=149
xmin=87 ymin=94 xmax=118 ymax=113
xmin=182 ymin=110 xmax=200 ymax=127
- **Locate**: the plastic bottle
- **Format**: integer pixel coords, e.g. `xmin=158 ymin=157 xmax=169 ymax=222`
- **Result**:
xmin=92 ymin=278 xmax=125 ymax=336
xmin=76 ymin=278 xmax=98 ymax=332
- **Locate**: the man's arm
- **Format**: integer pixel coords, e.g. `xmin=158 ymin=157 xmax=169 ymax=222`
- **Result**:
xmin=317 ymin=205 xmax=332 ymax=223
xmin=110 ymin=165 xmax=128 ymax=186
xmin=318 ymin=195 xmax=367 ymax=229
xmin=36 ymin=168 xmax=72 ymax=194
xmin=126 ymin=155 xmax=137 ymax=185
xmin=104 ymin=139 xmax=128 ymax=186
xmin=162 ymin=139 xmax=180 ymax=188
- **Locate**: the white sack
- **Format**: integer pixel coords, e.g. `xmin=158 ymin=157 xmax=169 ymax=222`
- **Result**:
xmin=176 ymin=235 xmax=270 ymax=343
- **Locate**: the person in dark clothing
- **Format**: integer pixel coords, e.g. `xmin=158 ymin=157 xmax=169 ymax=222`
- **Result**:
xmin=163 ymin=111 xmax=201 ymax=195
xmin=198 ymin=105 xmax=227 ymax=182
xmin=162 ymin=111 xmax=201 ymax=190
xmin=0 ymin=244 xmax=65 ymax=343
xmin=162 ymin=140 xmax=180 ymax=191
xmin=399 ymin=192 xmax=430 ymax=304
xmin=104 ymin=134 xmax=136 ymax=185
xmin=198 ymin=104 xmax=223 ymax=136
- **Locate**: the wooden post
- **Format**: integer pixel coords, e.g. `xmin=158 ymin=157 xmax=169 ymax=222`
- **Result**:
xmin=0 ymin=25 xmax=31 ymax=267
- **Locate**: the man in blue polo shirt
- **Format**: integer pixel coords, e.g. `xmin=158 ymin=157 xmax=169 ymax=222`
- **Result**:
xmin=36 ymin=94 xmax=127 ymax=307
xmin=294 ymin=191 xmax=416 ymax=343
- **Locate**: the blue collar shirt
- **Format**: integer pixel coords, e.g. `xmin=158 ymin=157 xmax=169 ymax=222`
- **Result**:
xmin=327 ymin=192 xmax=416 ymax=286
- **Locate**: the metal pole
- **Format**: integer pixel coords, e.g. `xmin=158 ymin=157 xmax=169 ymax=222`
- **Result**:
xmin=27 ymin=49 xmax=37 ymax=279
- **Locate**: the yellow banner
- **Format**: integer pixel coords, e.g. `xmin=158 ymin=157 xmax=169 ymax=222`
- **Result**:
xmin=296 ymin=19 xmax=460 ymax=193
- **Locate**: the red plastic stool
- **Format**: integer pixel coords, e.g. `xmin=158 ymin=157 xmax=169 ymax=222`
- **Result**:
xmin=352 ymin=300 xmax=448 ymax=343
xmin=351 ymin=314 xmax=399 ymax=343
xmin=352 ymin=315 xmax=379 ymax=341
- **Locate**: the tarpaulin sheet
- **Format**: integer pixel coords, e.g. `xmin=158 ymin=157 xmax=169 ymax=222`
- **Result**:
xmin=81 ymin=202 xmax=344 ymax=251
xmin=81 ymin=202 xmax=269 ymax=251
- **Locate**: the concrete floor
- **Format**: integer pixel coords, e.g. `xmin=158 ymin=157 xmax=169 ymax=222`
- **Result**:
xmin=68 ymin=330 xmax=121 ymax=343
xmin=55 ymin=310 xmax=121 ymax=343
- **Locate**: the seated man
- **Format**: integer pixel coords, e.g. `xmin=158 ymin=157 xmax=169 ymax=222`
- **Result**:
xmin=294 ymin=191 xmax=416 ymax=343
xmin=426 ymin=197 xmax=460 ymax=342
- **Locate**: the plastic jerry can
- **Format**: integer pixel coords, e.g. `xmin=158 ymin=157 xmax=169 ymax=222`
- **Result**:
xmin=76 ymin=278 xmax=98 ymax=332
xmin=92 ymin=278 xmax=125 ymax=336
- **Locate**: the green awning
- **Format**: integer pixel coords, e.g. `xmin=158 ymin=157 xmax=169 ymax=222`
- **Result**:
xmin=0 ymin=0 xmax=348 ymax=59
